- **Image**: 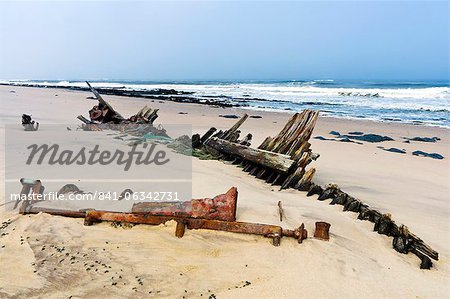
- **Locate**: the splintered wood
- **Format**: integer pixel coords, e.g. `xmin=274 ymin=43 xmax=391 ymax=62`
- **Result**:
xmin=198 ymin=109 xmax=319 ymax=190
xmin=78 ymin=81 xmax=161 ymax=127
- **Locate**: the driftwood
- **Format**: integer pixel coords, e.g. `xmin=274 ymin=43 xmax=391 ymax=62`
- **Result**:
xmin=295 ymin=168 xmax=316 ymax=191
xmin=194 ymin=109 xmax=319 ymax=190
xmin=305 ymin=183 xmax=439 ymax=269
xmin=86 ymin=81 xmax=124 ymax=121
xmin=79 ymin=81 xmax=160 ymax=127
xmin=205 ymin=137 xmax=295 ymax=173
xmin=77 ymin=115 xmax=93 ymax=124
xmin=277 ymin=201 xmax=285 ymax=222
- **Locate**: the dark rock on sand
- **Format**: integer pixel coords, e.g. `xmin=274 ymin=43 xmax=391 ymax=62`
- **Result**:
xmin=329 ymin=131 xmax=341 ymax=136
xmin=249 ymin=115 xmax=262 ymax=119
xmin=343 ymin=197 xmax=361 ymax=212
xmin=318 ymin=185 xmax=339 ymax=201
xmin=314 ymin=135 xmax=362 ymax=144
xmin=330 ymin=192 xmax=347 ymax=205
xmin=178 ymin=112 xmax=188 ymax=115
xmin=412 ymin=150 xmax=444 ymax=160
xmin=379 ymin=147 xmax=406 ymax=154
xmin=340 ymin=133 xmax=394 ymax=143
xmin=306 ymin=184 xmax=323 ymax=197
xmin=404 ymin=136 xmax=440 ymax=143
xmin=219 ymin=114 xmax=239 ymax=119
xmin=348 ymin=131 xmax=364 ymax=135
xmin=338 ymin=137 xmax=354 ymax=143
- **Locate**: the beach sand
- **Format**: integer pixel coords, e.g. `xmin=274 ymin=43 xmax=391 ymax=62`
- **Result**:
xmin=0 ymin=85 xmax=449 ymax=298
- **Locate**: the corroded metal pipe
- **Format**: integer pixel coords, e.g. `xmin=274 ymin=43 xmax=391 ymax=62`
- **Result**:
xmin=84 ymin=209 xmax=307 ymax=246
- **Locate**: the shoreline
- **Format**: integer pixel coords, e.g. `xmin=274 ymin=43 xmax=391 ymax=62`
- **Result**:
xmin=2 ymin=82 xmax=449 ymax=129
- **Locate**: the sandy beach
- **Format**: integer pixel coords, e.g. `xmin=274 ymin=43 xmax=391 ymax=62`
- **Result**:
xmin=0 ymin=85 xmax=449 ymax=298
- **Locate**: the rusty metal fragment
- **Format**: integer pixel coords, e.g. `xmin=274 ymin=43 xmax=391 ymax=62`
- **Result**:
xmin=17 ymin=183 xmax=307 ymax=247
xmin=21 ymin=206 xmax=86 ymax=218
xmin=314 ymin=221 xmax=331 ymax=241
xmin=132 ymin=187 xmax=238 ymax=222
xmin=15 ymin=178 xmax=44 ymax=212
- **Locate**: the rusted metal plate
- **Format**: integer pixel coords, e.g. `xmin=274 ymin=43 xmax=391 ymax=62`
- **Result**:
xmin=313 ymin=221 xmax=331 ymax=241
xmin=132 ymin=187 xmax=238 ymax=221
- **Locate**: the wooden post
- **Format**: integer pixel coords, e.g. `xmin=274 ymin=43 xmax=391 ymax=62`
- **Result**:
xmin=295 ymin=168 xmax=316 ymax=190
xmin=277 ymin=201 xmax=285 ymax=222
xmin=222 ymin=114 xmax=248 ymax=140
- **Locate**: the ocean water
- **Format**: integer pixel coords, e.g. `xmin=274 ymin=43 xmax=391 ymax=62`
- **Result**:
xmin=2 ymin=79 xmax=449 ymax=128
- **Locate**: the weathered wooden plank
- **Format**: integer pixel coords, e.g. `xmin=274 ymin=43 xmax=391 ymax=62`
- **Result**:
xmin=86 ymin=81 xmax=124 ymax=120
xmin=205 ymin=137 xmax=295 ymax=173
xmin=222 ymin=114 xmax=248 ymax=140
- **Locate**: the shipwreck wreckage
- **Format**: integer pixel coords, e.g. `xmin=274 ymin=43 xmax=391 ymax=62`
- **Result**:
xmin=15 ymin=82 xmax=438 ymax=269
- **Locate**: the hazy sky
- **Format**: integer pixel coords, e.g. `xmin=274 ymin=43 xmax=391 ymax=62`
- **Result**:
xmin=0 ymin=1 xmax=448 ymax=81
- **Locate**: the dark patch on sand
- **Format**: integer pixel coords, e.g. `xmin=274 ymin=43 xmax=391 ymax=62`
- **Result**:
xmin=340 ymin=133 xmax=394 ymax=143
xmin=326 ymin=131 xmax=394 ymax=143
xmin=412 ymin=151 xmax=444 ymax=160
xmin=314 ymin=135 xmax=362 ymax=145
xmin=348 ymin=131 xmax=364 ymax=135
xmin=378 ymin=146 xmax=406 ymax=154
xmin=329 ymin=131 xmax=340 ymax=136
xmin=219 ymin=114 xmax=239 ymax=119
xmin=403 ymin=136 xmax=440 ymax=143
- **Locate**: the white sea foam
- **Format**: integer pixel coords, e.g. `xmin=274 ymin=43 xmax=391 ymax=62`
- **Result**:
xmin=2 ymin=80 xmax=449 ymax=126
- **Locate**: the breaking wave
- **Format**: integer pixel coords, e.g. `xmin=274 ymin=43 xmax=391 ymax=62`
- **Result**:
xmin=2 ymin=79 xmax=449 ymax=127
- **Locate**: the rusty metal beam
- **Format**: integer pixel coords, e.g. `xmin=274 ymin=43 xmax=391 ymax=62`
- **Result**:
xmin=22 ymin=205 xmax=87 ymax=218
xmin=84 ymin=210 xmax=307 ymax=246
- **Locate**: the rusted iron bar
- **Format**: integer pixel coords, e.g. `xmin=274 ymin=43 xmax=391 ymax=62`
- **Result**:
xmin=132 ymin=187 xmax=238 ymax=221
xmin=21 ymin=206 xmax=87 ymax=218
xmin=84 ymin=210 xmax=307 ymax=246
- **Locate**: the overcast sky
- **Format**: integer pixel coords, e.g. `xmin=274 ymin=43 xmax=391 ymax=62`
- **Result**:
xmin=0 ymin=1 xmax=448 ymax=81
